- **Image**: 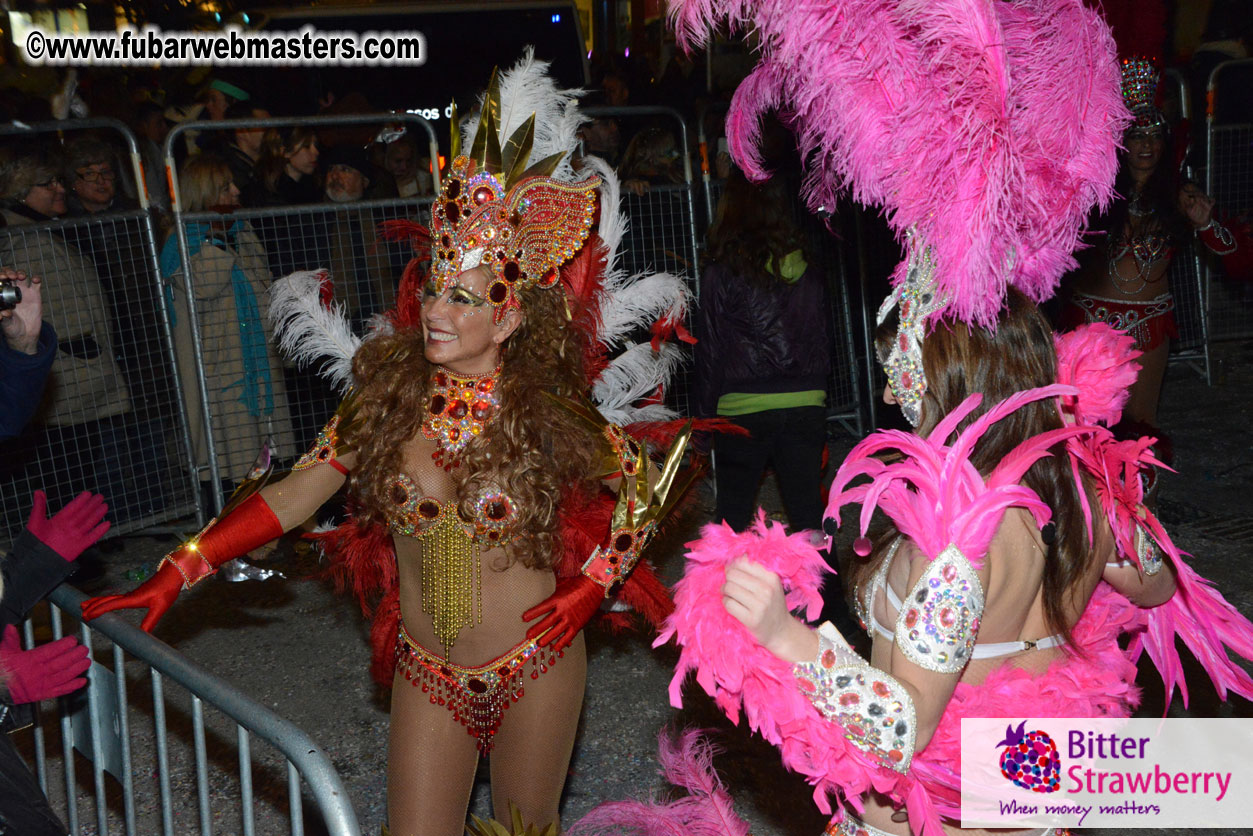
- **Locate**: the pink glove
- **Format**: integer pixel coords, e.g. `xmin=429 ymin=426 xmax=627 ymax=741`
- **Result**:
xmin=26 ymin=490 xmax=110 ymax=562
xmin=522 ymin=576 xmax=603 ymax=653
xmin=0 ymin=624 xmax=90 ymax=704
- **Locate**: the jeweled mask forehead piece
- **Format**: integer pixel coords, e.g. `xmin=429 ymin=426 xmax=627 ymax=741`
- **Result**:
xmin=427 ymin=68 xmax=599 ymax=325
xmin=876 ymin=237 xmax=945 ymax=427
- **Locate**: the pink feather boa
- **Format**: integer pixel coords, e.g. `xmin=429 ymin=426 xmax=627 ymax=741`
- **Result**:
xmin=658 ymin=516 xmax=1146 ymax=835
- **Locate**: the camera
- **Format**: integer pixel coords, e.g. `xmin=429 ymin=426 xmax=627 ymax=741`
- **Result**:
xmin=0 ymin=279 xmax=21 ymax=312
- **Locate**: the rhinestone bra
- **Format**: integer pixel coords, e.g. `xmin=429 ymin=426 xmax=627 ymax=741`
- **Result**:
xmin=386 ymin=473 xmax=519 ymax=547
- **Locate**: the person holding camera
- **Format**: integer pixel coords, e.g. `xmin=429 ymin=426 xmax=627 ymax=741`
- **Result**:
xmin=0 ymin=267 xmax=55 ymax=441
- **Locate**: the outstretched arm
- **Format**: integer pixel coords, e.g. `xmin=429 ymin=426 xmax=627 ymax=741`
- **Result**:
xmin=81 ymin=413 xmax=357 ymax=632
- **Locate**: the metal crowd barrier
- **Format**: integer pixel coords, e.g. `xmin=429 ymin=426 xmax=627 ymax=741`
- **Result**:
xmin=1203 ymin=58 xmax=1253 ymax=345
xmin=14 ymin=585 xmax=360 ymax=835
xmin=0 ymin=119 xmax=199 ymax=544
xmin=163 ymin=113 xmax=438 ymax=515
xmin=1159 ymin=68 xmax=1212 ymax=382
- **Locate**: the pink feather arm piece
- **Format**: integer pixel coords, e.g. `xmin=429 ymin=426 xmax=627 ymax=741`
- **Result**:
xmin=655 ymin=515 xmax=953 ymax=835
xmin=568 ymin=729 xmax=751 ymax=836
xmin=1055 ymin=322 xmax=1142 ymax=426
xmin=825 ymin=384 xmax=1090 ymax=567
xmin=668 ymin=0 xmax=1127 ymax=328
xmin=1068 ymin=428 xmax=1253 ymax=710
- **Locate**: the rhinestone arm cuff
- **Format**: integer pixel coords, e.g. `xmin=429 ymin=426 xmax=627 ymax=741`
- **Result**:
xmin=161 ymin=546 xmax=216 ymax=590
xmin=793 ymin=623 xmax=917 ymax=773
xmin=895 ymin=544 xmax=985 ymax=673
xmin=1131 ymin=517 xmax=1164 ymax=576
xmin=1197 ymin=218 xmax=1237 ymax=255
xmin=294 ymin=414 xmax=349 ymax=474
xmin=581 ymin=521 xmax=658 ymax=597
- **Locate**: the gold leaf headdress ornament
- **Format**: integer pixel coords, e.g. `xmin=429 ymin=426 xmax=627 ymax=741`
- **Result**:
xmin=430 ymin=68 xmax=600 ymax=323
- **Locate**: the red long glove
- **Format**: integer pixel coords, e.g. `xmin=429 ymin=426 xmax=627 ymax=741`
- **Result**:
xmin=522 ymin=575 xmax=603 ymax=653
xmin=0 ymin=625 xmax=90 ymax=704
xmin=80 ymin=493 xmax=282 ymax=633
xmin=26 ymin=490 xmax=110 ymax=562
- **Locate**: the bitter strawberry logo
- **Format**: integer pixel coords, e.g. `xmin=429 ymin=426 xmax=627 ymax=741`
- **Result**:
xmin=996 ymin=721 xmax=1061 ymax=793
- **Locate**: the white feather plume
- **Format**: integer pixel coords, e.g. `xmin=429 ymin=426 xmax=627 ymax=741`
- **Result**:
xmin=462 ymin=48 xmax=588 ymax=185
xmin=268 ymin=269 xmax=361 ymax=395
xmin=593 ymin=342 xmax=685 ymax=421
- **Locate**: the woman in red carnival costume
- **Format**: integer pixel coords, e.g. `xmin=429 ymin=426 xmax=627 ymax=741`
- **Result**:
xmin=1060 ymin=57 xmax=1240 ymax=433
xmin=645 ymin=1 xmax=1253 ymax=835
xmin=83 ymin=54 xmax=696 ymax=836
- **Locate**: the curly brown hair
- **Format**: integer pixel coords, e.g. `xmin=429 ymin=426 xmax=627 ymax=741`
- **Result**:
xmin=348 ymin=281 xmax=599 ymax=570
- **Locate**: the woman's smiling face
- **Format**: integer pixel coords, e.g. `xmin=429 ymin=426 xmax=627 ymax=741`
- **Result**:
xmin=420 ymin=267 xmax=520 ymax=373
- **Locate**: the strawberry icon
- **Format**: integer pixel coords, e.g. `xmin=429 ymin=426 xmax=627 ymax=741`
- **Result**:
xmin=996 ymin=721 xmax=1060 ymax=793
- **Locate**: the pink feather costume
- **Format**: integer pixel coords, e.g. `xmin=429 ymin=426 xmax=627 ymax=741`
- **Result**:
xmin=659 ymin=324 xmax=1253 ymax=836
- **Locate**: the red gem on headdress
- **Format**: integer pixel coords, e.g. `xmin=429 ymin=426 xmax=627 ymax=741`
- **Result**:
xmin=614 ymin=532 xmax=634 ymax=552
xmin=540 ymin=268 xmax=557 ymax=287
xmin=446 ymin=179 xmax=461 ymax=198
xmin=430 ymin=394 xmax=446 ymax=414
xmin=510 ymin=210 xmax=523 ymax=226
xmin=444 ymin=201 xmax=459 ymax=223
xmin=471 ymin=400 xmax=492 ymax=421
xmin=489 ymin=282 xmax=509 ymax=304
xmin=472 ymin=186 xmax=493 ymax=205
xmin=503 ymin=261 xmax=520 ymax=282
xmin=434 ymin=371 xmax=448 ymax=386
xmin=440 ymin=234 xmax=452 ymax=248
xmin=448 ymin=427 xmax=460 ymax=441
xmin=448 ymin=400 xmax=468 ymax=419
xmin=901 ymin=371 xmax=913 ymax=388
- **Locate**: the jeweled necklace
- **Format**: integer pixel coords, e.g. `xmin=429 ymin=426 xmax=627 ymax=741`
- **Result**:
xmin=422 ymin=364 xmax=502 ymax=470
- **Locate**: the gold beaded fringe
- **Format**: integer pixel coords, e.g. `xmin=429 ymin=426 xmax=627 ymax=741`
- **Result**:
xmin=418 ymin=511 xmax=483 ymax=655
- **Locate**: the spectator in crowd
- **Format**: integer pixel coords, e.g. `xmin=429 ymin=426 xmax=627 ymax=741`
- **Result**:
xmin=576 ymin=91 xmax=623 ymax=169
xmin=64 ymin=136 xmax=173 ymax=523
xmin=132 ymin=102 xmax=172 ymax=224
xmin=694 ymin=165 xmax=831 ymax=535
xmin=220 ymin=100 xmax=276 ymax=197
xmin=165 ymin=77 xmax=251 ymax=161
xmin=323 ymin=145 xmax=397 ymax=324
xmin=377 ymin=134 xmax=432 ymax=199
xmin=618 ymin=126 xmax=684 ymax=196
xmin=0 ymin=268 xmax=55 ymax=440
xmin=159 ymin=154 xmax=294 ymax=495
xmin=0 ymin=489 xmax=106 ymax=836
xmin=64 ymin=137 xmax=133 ymax=216
xmin=245 ymin=126 xmax=325 ymax=277
xmin=0 ymin=146 xmax=132 ymax=530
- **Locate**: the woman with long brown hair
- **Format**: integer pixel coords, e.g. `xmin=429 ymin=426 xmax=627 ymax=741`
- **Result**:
xmin=83 ymin=56 xmax=690 ymax=835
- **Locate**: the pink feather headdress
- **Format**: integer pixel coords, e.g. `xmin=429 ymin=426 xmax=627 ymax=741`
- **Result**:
xmin=670 ymin=0 xmax=1128 ymax=328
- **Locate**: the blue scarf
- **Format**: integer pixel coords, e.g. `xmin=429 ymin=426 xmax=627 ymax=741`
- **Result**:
xmin=160 ymin=221 xmax=275 ymax=418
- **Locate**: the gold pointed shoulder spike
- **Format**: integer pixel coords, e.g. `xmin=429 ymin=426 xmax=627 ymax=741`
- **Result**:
xmin=501 ymin=115 xmax=536 ymax=189
xmin=518 ymin=151 xmax=566 ymax=180
xmin=469 ymin=68 xmax=502 ymax=168
xmin=448 ymin=99 xmax=460 ymax=161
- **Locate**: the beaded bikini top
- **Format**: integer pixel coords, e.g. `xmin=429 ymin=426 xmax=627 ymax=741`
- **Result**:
xmin=385 ymin=474 xmax=519 ymax=548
